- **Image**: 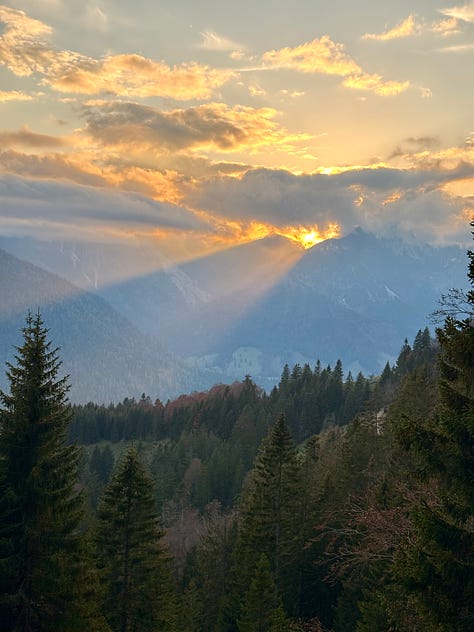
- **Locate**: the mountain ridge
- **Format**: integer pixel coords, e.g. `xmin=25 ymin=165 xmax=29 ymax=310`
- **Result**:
xmin=0 ymin=230 xmax=469 ymax=390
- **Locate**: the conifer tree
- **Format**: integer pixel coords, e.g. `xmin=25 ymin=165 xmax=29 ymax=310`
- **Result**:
xmin=394 ymin=224 xmax=474 ymax=630
xmin=235 ymin=414 xmax=302 ymax=617
xmin=95 ymin=446 xmax=176 ymax=632
xmin=0 ymin=312 xmax=102 ymax=631
xmin=237 ymin=554 xmax=289 ymax=632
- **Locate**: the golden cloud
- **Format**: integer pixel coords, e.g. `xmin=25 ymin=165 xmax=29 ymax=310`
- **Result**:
xmin=342 ymin=73 xmax=409 ymax=96
xmin=262 ymin=36 xmax=361 ymax=76
xmin=0 ymin=89 xmax=33 ymax=102
xmin=362 ymin=15 xmax=418 ymax=41
xmin=0 ymin=5 xmax=82 ymax=76
xmin=362 ymin=14 xmax=459 ymax=41
xmin=49 ymin=54 xmax=236 ymax=100
xmin=261 ymin=36 xmax=409 ymax=96
xmin=0 ymin=6 xmax=234 ymax=100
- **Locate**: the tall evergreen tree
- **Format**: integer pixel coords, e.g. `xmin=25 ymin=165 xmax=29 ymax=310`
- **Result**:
xmin=0 ymin=312 xmax=101 ymax=631
xmin=234 ymin=414 xmax=302 ymax=618
xmin=237 ymin=554 xmax=289 ymax=632
xmin=95 ymin=446 xmax=176 ymax=632
xmin=393 ymin=224 xmax=474 ymax=630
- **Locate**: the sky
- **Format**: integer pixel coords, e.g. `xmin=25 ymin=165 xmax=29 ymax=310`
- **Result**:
xmin=0 ymin=0 xmax=474 ymax=264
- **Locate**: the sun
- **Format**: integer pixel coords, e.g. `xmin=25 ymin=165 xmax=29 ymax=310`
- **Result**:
xmin=278 ymin=223 xmax=340 ymax=249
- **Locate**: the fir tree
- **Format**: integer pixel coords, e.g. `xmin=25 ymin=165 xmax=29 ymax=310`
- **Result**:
xmin=393 ymin=223 xmax=474 ymax=630
xmin=235 ymin=414 xmax=302 ymax=617
xmin=0 ymin=312 xmax=102 ymax=631
xmin=237 ymin=554 xmax=289 ymax=632
xmin=95 ymin=446 xmax=176 ymax=632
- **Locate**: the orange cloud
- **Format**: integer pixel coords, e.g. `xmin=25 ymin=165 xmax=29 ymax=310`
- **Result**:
xmin=0 ymin=5 xmax=81 ymax=76
xmin=342 ymin=73 xmax=409 ymax=96
xmin=0 ymin=6 xmax=234 ymax=100
xmin=49 ymin=54 xmax=236 ymax=100
xmin=261 ymin=36 xmax=409 ymax=96
xmin=0 ymin=148 xmax=186 ymax=204
xmin=0 ymin=126 xmax=67 ymax=148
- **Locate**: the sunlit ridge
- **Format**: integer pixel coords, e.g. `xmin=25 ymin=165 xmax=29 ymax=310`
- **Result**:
xmin=276 ymin=223 xmax=340 ymax=249
xmin=226 ymin=219 xmax=341 ymax=249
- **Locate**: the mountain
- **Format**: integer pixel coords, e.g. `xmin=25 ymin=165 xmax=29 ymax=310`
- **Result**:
xmin=0 ymin=230 xmax=469 ymax=386
xmin=0 ymin=248 xmax=213 ymax=403
xmin=210 ymin=229 xmax=468 ymax=380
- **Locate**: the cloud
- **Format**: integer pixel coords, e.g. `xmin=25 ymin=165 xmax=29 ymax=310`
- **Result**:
xmin=48 ymin=54 xmax=236 ymax=100
xmin=261 ymin=36 xmax=409 ymax=96
xmin=8 ymin=0 xmax=109 ymax=32
xmin=199 ymin=30 xmax=244 ymax=52
xmin=0 ymin=6 xmax=234 ymax=100
xmin=430 ymin=16 xmax=460 ymax=35
xmin=437 ymin=43 xmax=474 ymax=52
xmin=187 ymin=164 xmax=474 ymax=245
xmin=0 ymin=126 xmax=66 ymax=148
xmin=342 ymin=74 xmax=409 ymax=96
xmin=0 ymin=145 xmax=250 ymax=206
xmin=0 ymin=173 xmax=209 ymax=242
xmin=0 ymin=90 xmax=33 ymax=102
xmin=388 ymin=136 xmax=440 ymax=160
xmin=81 ymin=100 xmax=311 ymax=154
xmin=262 ymin=36 xmax=361 ymax=75
xmin=440 ymin=1 xmax=474 ymax=23
xmin=362 ymin=15 xmax=419 ymax=41
xmin=362 ymin=14 xmax=460 ymax=40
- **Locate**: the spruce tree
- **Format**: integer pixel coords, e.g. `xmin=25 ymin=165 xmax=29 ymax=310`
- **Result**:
xmin=237 ymin=554 xmax=289 ymax=632
xmin=0 ymin=312 xmax=100 ymax=631
xmin=234 ymin=414 xmax=302 ymax=618
xmin=393 ymin=224 xmax=474 ymax=630
xmin=95 ymin=446 xmax=176 ymax=632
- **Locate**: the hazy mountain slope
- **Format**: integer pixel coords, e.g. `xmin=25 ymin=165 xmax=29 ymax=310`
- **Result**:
xmin=0 ymin=248 xmax=211 ymax=403
xmin=214 ymin=229 xmax=467 ymax=377
xmin=0 ymin=230 xmax=468 ymax=385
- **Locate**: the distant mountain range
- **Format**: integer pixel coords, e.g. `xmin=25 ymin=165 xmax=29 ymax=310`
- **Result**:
xmin=0 ymin=229 xmax=469 ymax=398
xmin=0 ymin=248 xmax=214 ymax=403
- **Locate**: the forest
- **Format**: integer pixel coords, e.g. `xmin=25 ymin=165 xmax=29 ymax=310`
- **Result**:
xmin=0 ymin=234 xmax=473 ymax=631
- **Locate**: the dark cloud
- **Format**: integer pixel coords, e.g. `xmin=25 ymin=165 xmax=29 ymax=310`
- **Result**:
xmin=0 ymin=174 xmax=208 ymax=239
xmin=189 ymin=166 xmax=473 ymax=244
xmin=0 ymin=128 xmax=67 ymax=148
xmin=388 ymin=136 xmax=440 ymax=160
xmin=81 ymin=100 xmax=295 ymax=153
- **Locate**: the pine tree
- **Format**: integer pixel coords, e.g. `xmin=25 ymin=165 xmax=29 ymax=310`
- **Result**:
xmin=0 ymin=312 xmax=101 ymax=631
xmin=237 ymin=554 xmax=289 ymax=632
xmin=235 ymin=414 xmax=302 ymax=617
xmin=393 ymin=224 xmax=474 ymax=630
xmin=95 ymin=446 xmax=176 ymax=632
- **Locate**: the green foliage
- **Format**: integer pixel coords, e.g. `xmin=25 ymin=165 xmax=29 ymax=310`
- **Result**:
xmin=95 ymin=446 xmax=177 ymax=632
xmin=0 ymin=311 xmax=103 ymax=631
xmin=238 ymin=554 xmax=290 ymax=632
xmin=390 ymin=226 xmax=474 ymax=630
xmin=233 ymin=414 xmax=303 ymax=620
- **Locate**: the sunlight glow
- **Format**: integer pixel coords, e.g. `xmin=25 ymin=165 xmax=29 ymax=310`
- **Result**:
xmin=277 ymin=223 xmax=341 ymax=248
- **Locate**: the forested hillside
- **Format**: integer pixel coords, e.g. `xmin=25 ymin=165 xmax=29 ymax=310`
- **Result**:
xmin=0 ymin=235 xmax=473 ymax=630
